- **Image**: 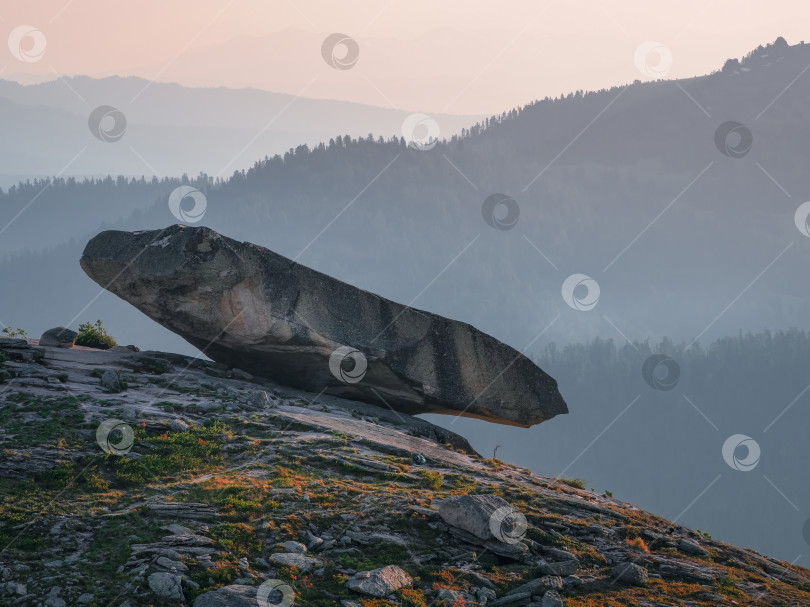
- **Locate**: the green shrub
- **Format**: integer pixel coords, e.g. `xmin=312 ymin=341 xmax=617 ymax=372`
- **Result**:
xmin=558 ymin=477 xmax=586 ymax=489
xmin=76 ymin=320 xmax=117 ymax=350
xmin=2 ymin=327 xmax=27 ymax=338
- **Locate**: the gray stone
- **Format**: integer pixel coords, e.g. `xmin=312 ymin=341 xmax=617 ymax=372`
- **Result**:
xmin=611 ymin=562 xmax=648 ymax=586
xmin=77 ymin=594 xmax=94 ymax=604
xmin=39 ymin=327 xmax=77 ymax=348
xmin=268 ymin=552 xmax=321 ymax=571
xmin=148 ymin=572 xmax=184 ymax=599
xmin=275 ymin=540 xmax=307 ymax=554
xmin=439 ymin=494 xmax=520 ymax=542
xmin=6 ymin=582 xmax=26 ymax=596
xmin=100 ymin=369 xmax=126 ymax=392
xmin=539 ymin=560 xmax=579 ymax=576
xmin=170 ymin=418 xmax=191 ymax=432
xmin=541 ymin=589 xmax=564 ymax=607
xmin=193 ymin=584 xmax=257 ymax=607
xmin=80 ymin=225 xmax=568 ymax=427
xmin=678 ymin=537 xmax=708 ymax=556
xmin=110 ymin=345 xmax=141 ymax=352
xmin=489 ymin=591 xmax=531 ymax=606
xmin=155 ymin=556 xmax=189 ymax=572
xmin=477 ymin=587 xmax=497 ymax=603
xmin=508 ymin=576 xmax=563 ymax=597
xmin=436 ymin=588 xmax=480 ymax=605
xmin=347 ymin=564 xmax=412 ymax=597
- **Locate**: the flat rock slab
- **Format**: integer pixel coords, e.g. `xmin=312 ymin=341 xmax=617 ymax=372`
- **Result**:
xmin=80 ymin=225 xmax=567 ymax=427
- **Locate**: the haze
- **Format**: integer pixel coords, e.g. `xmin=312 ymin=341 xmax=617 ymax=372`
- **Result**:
xmin=3 ymin=0 xmax=810 ymax=113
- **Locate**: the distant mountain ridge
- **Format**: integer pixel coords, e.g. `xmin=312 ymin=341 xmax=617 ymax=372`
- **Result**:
xmin=0 ymin=75 xmax=479 ymax=179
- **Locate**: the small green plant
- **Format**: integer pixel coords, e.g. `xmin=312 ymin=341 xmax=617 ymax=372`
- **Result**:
xmin=417 ymin=469 xmax=443 ymax=489
xmin=604 ymin=490 xmax=613 ymax=497
xmin=2 ymin=327 xmax=27 ymax=338
xmin=559 ymin=477 xmax=586 ymax=489
xmin=76 ymin=320 xmax=117 ymax=350
xmin=697 ymin=528 xmax=712 ymax=539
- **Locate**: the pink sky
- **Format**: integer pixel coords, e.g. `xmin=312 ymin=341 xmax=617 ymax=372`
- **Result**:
xmin=2 ymin=1 xmax=809 ymax=113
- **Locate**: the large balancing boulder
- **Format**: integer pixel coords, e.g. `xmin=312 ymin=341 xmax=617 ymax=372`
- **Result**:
xmin=80 ymin=225 xmax=567 ymax=427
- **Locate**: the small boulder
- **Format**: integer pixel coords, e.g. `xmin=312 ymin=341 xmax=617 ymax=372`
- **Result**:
xmin=489 ymin=591 xmax=531 ymax=606
xmin=439 ymin=494 xmax=521 ymax=542
xmin=678 ymin=537 xmax=708 ymax=556
xmin=539 ymin=560 xmax=579 ymax=577
xmin=39 ymin=327 xmax=77 ymax=348
xmin=268 ymin=552 xmax=321 ymax=572
xmin=436 ymin=588 xmax=480 ymax=605
xmin=541 ymin=589 xmax=564 ymax=607
xmin=275 ymin=540 xmax=307 ymax=554
xmin=147 ymin=572 xmax=183 ymax=600
xmin=611 ymin=562 xmax=648 ymax=586
xmin=347 ymin=564 xmax=412 ymax=597
xmin=193 ymin=584 xmax=257 ymax=607
xmin=100 ymin=369 xmax=126 ymax=393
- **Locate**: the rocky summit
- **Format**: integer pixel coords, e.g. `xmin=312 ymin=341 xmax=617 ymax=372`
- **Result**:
xmin=1 ymin=338 xmax=809 ymax=606
xmin=79 ymin=225 xmax=567 ymax=427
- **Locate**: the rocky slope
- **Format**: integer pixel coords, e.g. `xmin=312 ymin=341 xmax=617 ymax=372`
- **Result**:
xmin=0 ymin=338 xmax=808 ymax=606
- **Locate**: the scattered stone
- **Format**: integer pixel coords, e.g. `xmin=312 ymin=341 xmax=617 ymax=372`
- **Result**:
xmin=100 ymin=369 xmax=126 ymax=392
xmin=611 ymin=562 xmax=648 ymax=586
xmin=193 ymin=584 xmax=257 ymax=607
xmin=678 ymin=537 xmax=708 ymax=556
xmin=439 ymin=494 xmax=518 ymax=541
xmin=39 ymin=327 xmax=77 ymax=348
xmin=413 ymin=453 xmax=427 ymax=465
xmin=155 ymin=556 xmax=189 ymax=572
xmin=161 ymin=524 xmax=195 ymax=535
xmin=275 ymin=540 xmax=307 ymax=554
xmin=148 ymin=572 xmax=184 ymax=599
xmin=489 ymin=590 xmax=531 ymax=606
xmin=541 ymin=589 xmax=564 ymax=607
xmin=80 ymin=225 xmax=568 ymax=427
xmin=539 ymin=560 xmax=579 ymax=576
xmin=347 ymin=564 xmax=412 ymax=597
xmin=110 ymin=345 xmax=141 ymax=352
xmin=436 ymin=588 xmax=480 ymax=605
xmin=268 ymin=552 xmax=322 ymax=571
xmin=170 ymin=418 xmax=191 ymax=432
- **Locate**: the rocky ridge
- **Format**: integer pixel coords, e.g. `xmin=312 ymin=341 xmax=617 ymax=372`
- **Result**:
xmin=0 ymin=338 xmax=808 ymax=606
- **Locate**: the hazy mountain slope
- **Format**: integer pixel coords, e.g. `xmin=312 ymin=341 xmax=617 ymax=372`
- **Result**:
xmin=0 ymin=75 xmax=478 ymax=187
